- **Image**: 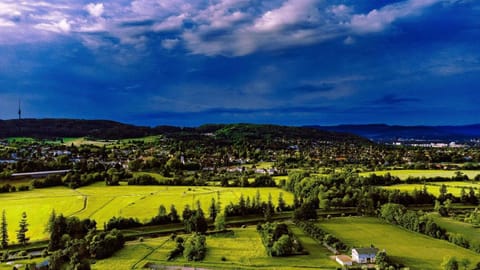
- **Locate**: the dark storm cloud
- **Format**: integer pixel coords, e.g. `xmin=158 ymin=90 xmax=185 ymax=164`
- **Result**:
xmin=291 ymin=83 xmax=336 ymax=93
xmin=373 ymin=94 xmax=420 ymax=105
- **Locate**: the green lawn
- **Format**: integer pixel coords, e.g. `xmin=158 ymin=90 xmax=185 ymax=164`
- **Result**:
xmin=316 ymin=216 xmax=480 ymax=270
xmin=243 ymin=162 xmax=275 ymax=169
xmin=66 ymin=137 xmax=114 ymax=147
xmin=0 ymin=185 xmax=293 ymax=243
xmin=132 ymin=171 xmax=173 ymax=183
xmin=93 ymin=226 xmax=336 ymax=270
xmin=0 ymin=187 xmax=84 ymax=241
xmin=429 ymin=213 xmax=480 ymax=242
xmin=360 ymin=169 xmax=480 ymax=180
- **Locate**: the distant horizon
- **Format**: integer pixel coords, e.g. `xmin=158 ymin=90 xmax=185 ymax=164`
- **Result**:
xmin=1 ymin=117 xmax=479 ymax=128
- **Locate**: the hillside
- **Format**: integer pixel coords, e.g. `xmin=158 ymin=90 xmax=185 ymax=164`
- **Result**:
xmin=0 ymin=119 xmax=368 ymax=143
xmin=0 ymin=119 xmax=152 ymax=139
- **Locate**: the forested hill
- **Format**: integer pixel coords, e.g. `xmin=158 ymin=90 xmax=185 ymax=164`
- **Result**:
xmin=196 ymin=124 xmax=367 ymax=143
xmin=0 ymin=119 xmax=368 ymax=143
xmin=0 ymin=119 xmax=152 ymax=139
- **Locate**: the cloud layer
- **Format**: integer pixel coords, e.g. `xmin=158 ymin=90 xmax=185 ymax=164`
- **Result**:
xmin=0 ymin=0 xmax=449 ymax=55
xmin=0 ymin=0 xmax=479 ymax=126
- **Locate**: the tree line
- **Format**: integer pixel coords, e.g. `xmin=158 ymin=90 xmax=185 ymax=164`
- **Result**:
xmin=380 ymin=203 xmax=480 ymax=254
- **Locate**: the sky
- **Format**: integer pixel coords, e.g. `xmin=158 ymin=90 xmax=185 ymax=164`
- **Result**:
xmin=0 ymin=0 xmax=479 ymax=127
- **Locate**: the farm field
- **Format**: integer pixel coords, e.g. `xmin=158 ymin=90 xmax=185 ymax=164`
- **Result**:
xmin=0 ymin=183 xmax=293 ymax=242
xmin=360 ymin=169 xmax=480 ymax=180
xmin=93 ymin=226 xmax=337 ymax=270
xmin=382 ymin=181 xmax=479 ymax=197
xmin=428 ymin=213 xmax=480 ymax=242
xmin=243 ymin=162 xmax=275 ymax=169
xmin=382 ymin=184 xmax=465 ymax=197
xmin=316 ymin=216 xmax=480 ymax=270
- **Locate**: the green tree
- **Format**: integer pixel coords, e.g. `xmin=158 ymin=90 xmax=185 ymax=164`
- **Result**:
xmin=444 ymin=199 xmax=453 ymax=213
xmin=271 ymin=234 xmax=293 ymax=256
xmin=45 ymin=209 xmax=56 ymax=234
xmin=214 ymin=213 xmax=226 ymax=231
xmin=380 ymin=203 xmax=406 ymax=224
xmin=16 ymin=211 xmax=29 ymax=246
xmin=183 ymin=233 xmax=206 ymax=261
xmin=277 ymin=192 xmax=286 ymax=211
xmin=168 ymin=205 xmax=180 ymax=223
xmin=182 ymin=205 xmax=193 ymax=233
xmin=263 ymin=193 xmax=274 ymax=221
xmin=208 ymin=198 xmax=217 ymax=221
xmin=459 ymin=258 xmax=471 ymax=270
xmin=193 ymin=201 xmax=208 ymax=234
xmin=439 ymin=184 xmax=448 ymax=201
xmin=158 ymin=205 xmax=167 ymax=218
xmin=442 ymin=256 xmax=459 ymax=270
xmin=1 ymin=210 xmax=8 ymax=248
xmin=376 ymin=250 xmax=388 ymax=269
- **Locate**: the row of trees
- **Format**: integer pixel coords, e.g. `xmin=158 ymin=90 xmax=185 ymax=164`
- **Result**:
xmin=31 ymin=169 xmax=130 ymax=189
xmin=380 ymin=204 xmax=480 ymax=253
xmin=0 ymin=210 xmax=29 ymax=249
xmin=294 ymin=221 xmax=347 ymax=252
xmin=224 ymin=192 xmax=290 ymax=220
xmin=0 ymin=183 xmax=29 ymax=193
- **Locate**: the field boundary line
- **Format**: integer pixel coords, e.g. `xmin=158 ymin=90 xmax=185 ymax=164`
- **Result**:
xmin=68 ymin=189 xmax=88 ymax=217
xmin=130 ymin=238 xmax=170 ymax=269
xmin=87 ymin=196 xmax=116 ymax=218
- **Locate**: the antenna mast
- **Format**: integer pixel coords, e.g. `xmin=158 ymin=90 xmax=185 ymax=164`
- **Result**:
xmin=18 ymin=99 xmax=21 ymax=120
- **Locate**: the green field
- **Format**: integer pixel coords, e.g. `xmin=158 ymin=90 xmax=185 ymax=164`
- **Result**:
xmin=429 ymin=213 xmax=480 ymax=242
xmin=93 ymin=226 xmax=337 ymax=270
xmin=383 ymin=181 xmax=480 ymax=197
xmin=0 ymin=184 xmax=293 ymax=243
xmin=65 ymin=137 xmax=115 ymax=147
xmin=132 ymin=172 xmax=173 ymax=183
xmin=360 ymin=169 xmax=480 ymax=180
xmin=316 ymin=216 xmax=480 ymax=270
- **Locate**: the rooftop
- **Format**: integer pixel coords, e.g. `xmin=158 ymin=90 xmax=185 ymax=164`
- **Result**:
xmin=353 ymin=247 xmax=379 ymax=254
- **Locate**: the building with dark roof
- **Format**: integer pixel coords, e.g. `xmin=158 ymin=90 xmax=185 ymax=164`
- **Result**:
xmin=352 ymin=247 xmax=379 ymax=264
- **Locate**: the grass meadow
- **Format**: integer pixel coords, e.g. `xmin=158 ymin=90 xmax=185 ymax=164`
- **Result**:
xmin=316 ymin=216 xmax=480 ymax=270
xmin=360 ymin=169 xmax=480 ymax=180
xmin=428 ymin=213 xmax=480 ymax=242
xmin=0 ymin=183 xmax=293 ymax=243
xmin=93 ymin=226 xmax=337 ymax=270
xmin=382 ymin=181 xmax=480 ymax=197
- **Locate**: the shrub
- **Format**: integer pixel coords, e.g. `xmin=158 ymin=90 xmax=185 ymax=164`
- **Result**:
xmin=183 ymin=234 xmax=206 ymax=261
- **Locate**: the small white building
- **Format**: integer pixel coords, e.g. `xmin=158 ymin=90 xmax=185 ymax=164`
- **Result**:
xmin=335 ymin=255 xmax=353 ymax=266
xmin=352 ymin=247 xmax=378 ymax=264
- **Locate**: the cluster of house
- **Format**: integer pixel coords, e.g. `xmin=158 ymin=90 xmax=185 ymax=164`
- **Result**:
xmin=335 ymin=247 xmax=379 ymax=267
xmin=225 ymin=166 xmax=278 ymax=175
xmin=392 ymin=141 xmax=466 ymax=148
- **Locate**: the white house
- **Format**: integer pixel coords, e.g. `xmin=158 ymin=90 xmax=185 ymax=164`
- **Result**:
xmin=352 ymin=247 xmax=378 ymax=264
